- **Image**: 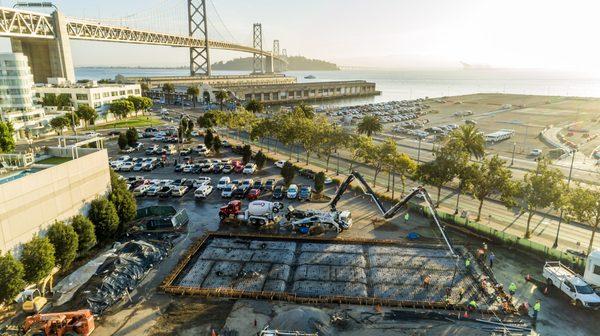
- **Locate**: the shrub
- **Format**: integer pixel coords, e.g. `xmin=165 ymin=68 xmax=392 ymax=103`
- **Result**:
xmin=0 ymin=252 xmax=26 ymax=304
xmin=281 ymin=161 xmax=295 ymax=186
xmin=212 ymin=135 xmax=222 ymax=154
xmin=125 ymin=127 xmax=138 ymax=147
xmin=71 ymin=215 xmax=97 ymax=253
xmin=47 ymin=221 xmax=79 ymax=269
xmin=109 ymin=186 xmax=137 ymax=233
xmin=242 ymin=145 xmax=252 ymax=164
xmin=204 ymin=128 xmax=214 ymax=149
xmin=314 ymin=172 xmax=325 ymax=194
xmin=21 ymin=236 xmax=55 ymax=283
xmin=254 ymin=151 xmax=266 ymax=170
xmin=88 ymin=198 xmax=120 ymax=243
xmin=117 ymin=133 xmax=128 ymax=150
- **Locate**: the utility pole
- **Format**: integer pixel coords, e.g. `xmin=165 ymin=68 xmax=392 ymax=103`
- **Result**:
xmin=188 ymin=0 xmax=210 ymax=76
xmin=553 ymin=149 xmax=577 ymax=248
xmin=511 ymin=142 xmax=516 ymax=166
xmin=417 ymin=137 xmax=422 ymax=162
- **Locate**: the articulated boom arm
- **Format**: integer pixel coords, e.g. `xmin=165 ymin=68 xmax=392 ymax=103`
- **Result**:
xmin=330 ymin=171 xmax=456 ymax=256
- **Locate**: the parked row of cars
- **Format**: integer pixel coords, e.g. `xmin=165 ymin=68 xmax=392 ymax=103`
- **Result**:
xmin=175 ymin=159 xmax=257 ymax=175
xmin=110 ymin=155 xmax=161 ymax=172
xmin=124 ymin=176 xmax=212 ymax=199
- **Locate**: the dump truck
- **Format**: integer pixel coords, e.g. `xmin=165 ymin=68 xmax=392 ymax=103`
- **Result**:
xmin=219 ymin=200 xmax=284 ymax=227
xmin=22 ymin=309 xmax=95 ymax=336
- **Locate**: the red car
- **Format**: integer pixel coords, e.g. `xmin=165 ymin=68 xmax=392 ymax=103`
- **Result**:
xmin=233 ymin=162 xmax=245 ymax=173
xmin=247 ymin=188 xmax=261 ymax=200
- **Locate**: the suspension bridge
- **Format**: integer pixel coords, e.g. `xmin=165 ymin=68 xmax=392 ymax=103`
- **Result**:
xmin=0 ymin=1 xmax=288 ymax=83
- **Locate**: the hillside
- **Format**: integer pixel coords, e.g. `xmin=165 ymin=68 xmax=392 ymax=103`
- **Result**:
xmin=212 ymin=56 xmax=339 ymax=71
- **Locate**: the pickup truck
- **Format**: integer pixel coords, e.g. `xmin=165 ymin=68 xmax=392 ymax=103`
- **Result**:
xmin=543 ymin=261 xmax=600 ymax=309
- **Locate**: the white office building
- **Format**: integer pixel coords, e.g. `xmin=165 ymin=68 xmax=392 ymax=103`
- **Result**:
xmin=34 ymin=81 xmax=142 ymax=116
xmin=0 ymin=52 xmax=53 ymax=139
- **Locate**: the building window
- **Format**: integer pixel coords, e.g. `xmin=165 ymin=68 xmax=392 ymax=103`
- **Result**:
xmin=245 ymin=94 xmax=252 ymax=100
xmin=93 ymin=93 xmax=100 ymax=100
xmin=76 ymin=94 xmax=88 ymax=100
xmin=119 ymin=90 xmax=126 ymax=95
xmin=111 ymin=91 xmax=118 ymax=97
xmin=134 ymin=89 xmax=140 ymax=94
xmin=103 ymin=92 xmax=110 ymax=98
xmin=127 ymin=90 xmax=133 ymax=94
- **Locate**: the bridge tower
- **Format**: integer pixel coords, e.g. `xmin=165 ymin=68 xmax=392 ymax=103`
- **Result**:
xmin=10 ymin=11 xmax=75 ymax=83
xmin=252 ymin=23 xmax=263 ymax=74
xmin=188 ymin=0 xmax=211 ymax=76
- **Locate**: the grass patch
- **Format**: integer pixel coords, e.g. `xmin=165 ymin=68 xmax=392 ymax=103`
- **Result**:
xmin=36 ymin=156 xmax=72 ymax=165
xmin=91 ymin=115 xmax=166 ymax=130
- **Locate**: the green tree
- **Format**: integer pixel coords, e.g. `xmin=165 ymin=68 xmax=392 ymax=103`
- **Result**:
xmin=204 ymin=128 xmax=214 ymax=148
xmin=470 ymin=155 xmax=515 ymax=221
xmin=110 ymin=99 xmax=135 ymax=119
xmin=42 ymin=93 xmax=57 ymax=106
xmin=245 ymin=99 xmax=264 ymax=113
xmin=212 ymin=135 xmax=222 ymax=154
xmin=357 ymin=115 xmax=382 ymax=137
xmin=565 ymin=186 xmax=600 ymax=255
xmin=140 ymin=96 xmax=153 ymax=114
xmin=517 ymin=158 xmax=565 ymax=238
xmin=0 ymin=252 xmax=25 ymax=304
xmin=215 ymin=90 xmax=228 ymax=110
xmin=0 ymin=121 xmax=16 ymax=153
xmin=46 ymin=221 xmax=78 ymax=269
xmin=447 ymin=124 xmax=485 ymax=159
xmin=64 ymin=112 xmax=80 ymax=133
xmin=125 ymin=127 xmax=138 ymax=147
xmin=296 ymin=103 xmax=315 ymax=119
xmin=391 ymin=152 xmax=417 ymax=196
xmin=254 ymin=150 xmax=267 ymax=170
xmin=314 ymin=172 xmax=326 ymax=194
xmin=88 ymin=198 xmax=120 ymax=243
xmin=362 ymin=138 xmax=397 ymax=186
xmin=56 ymin=94 xmax=72 ymax=109
xmin=187 ymin=86 xmax=200 ymax=108
xmin=197 ymin=110 xmax=225 ymax=129
xmin=281 ymin=161 xmax=295 ymax=186
xmin=162 ymin=83 xmax=175 ymax=104
xmin=117 ymin=133 xmax=128 ymax=150
xmin=21 ymin=236 xmax=55 ymax=283
xmin=297 ymin=116 xmax=324 ymax=164
xmin=250 ymin=118 xmax=273 ymax=149
xmin=75 ymin=104 xmax=98 ymax=128
xmin=71 ymin=215 xmax=96 ymax=253
xmin=178 ymin=117 xmax=194 ymax=141
xmin=140 ymin=82 xmax=149 ymax=96
xmin=320 ymin=125 xmax=348 ymax=172
xmin=348 ymin=135 xmax=374 ymax=172
xmin=242 ymin=144 xmax=252 ymax=164
xmin=109 ymin=170 xmax=137 ymax=232
xmin=50 ymin=116 xmax=68 ymax=135
xmin=0 ymin=253 xmax=26 ymax=304
xmin=126 ymin=95 xmax=144 ymax=112
xmin=415 ymin=145 xmax=460 ymax=206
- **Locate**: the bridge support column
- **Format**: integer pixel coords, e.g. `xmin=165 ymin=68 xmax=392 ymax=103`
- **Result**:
xmin=188 ymin=0 xmax=211 ymax=76
xmin=265 ymin=53 xmax=274 ymax=74
xmin=10 ymin=11 xmax=75 ymax=84
xmin=252 ymin=23 xmax=263 ymax=74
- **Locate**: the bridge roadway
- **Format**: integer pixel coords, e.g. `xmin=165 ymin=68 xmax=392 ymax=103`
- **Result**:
xmin=0 ymin=6 xmax=283 ymax=61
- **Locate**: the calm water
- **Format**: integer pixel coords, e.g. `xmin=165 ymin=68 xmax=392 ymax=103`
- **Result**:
xmin=75 ymin=67 xmax=600 ymax=105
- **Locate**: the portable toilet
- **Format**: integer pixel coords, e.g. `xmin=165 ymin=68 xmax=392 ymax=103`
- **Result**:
xmin=584 ymin=250 xmax=600 ymax=286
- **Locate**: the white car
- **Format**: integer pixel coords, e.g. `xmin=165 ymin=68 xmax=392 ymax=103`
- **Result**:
xmin=242 ymin=163 xmax=257 ymax=174
xmin=287 ymin=184 xmax=299 ymax=199
xmin=274 ymin=160 xmax=286 ymax=169
xmin=133 ymin=184 xmax=151 ymax=196
xmin=193 ymin=177 xmax=212 ymax=188
xmin=120 ymin=162 xmax=135 ymax=172
xmin=531 ymin=149 xmax=543 ymax=157
xmin=109 ymin=160 xmax=124 ymax=170
xmin=133 ymin=163 xmax=145 ymax=172
xmin=217 ymin=176 xmax=231 ymax=189
xmin=198 ymin=148 xmax=211 ymax=156
xmin=145 ymin=185 xmax=161 ymax=196
xmin=83 ymin=131 xmax=100 ymax=138
xmin=182 ymin=164 xmax=195 ymax=173
xmin=194 ymin=144 xmax=207 ymax=153
xmin=221 ymin=184 xmax=236 ymax=198
xmin=194 ymin=185 xmax=214 ymax=199
xmin=241 ymin=179 xmax=254 ymax=190
xmin=171 ymin=185 xmax=189 ymax=197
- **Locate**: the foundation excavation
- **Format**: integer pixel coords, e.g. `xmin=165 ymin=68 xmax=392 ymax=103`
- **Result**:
xmin=162 ymin=233 xmax=512 ymax=313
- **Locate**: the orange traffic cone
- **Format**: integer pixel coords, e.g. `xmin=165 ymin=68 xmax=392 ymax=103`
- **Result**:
xmin=211 ymin=329 xmax=217 ymax=336
xmin=463 ymin=311 xmax=469 ymax=318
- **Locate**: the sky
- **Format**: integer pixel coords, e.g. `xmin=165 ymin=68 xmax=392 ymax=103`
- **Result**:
xmin=1 ymin=0 xmax=600 ymax=72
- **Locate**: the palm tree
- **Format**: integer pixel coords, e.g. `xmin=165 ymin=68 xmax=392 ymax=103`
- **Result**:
xmin=357 ymin=115 xmax=382 ymax=137
xmin=186 ymin=86 xmax=200 ymax=108
xmin=215 ymin=90 xmax=228 ymax=110
xmin=162 ymin=83 xmax=175 ymax=105
xmin=447 ymin=124 xmax=485 ymax=159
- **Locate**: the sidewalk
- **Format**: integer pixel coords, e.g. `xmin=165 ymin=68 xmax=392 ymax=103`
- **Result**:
xmin=222 ymin=131 xmax=598 ymax=256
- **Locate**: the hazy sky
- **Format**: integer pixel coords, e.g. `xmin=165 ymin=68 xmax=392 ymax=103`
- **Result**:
xmin=1 ymin=0 xmax=599 ymax=72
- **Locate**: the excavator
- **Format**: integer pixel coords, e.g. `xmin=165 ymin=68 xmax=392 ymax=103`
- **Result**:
xmin=21 ymin=309 xmax=95 ymax=336
xmin=290 ymin=171 xmax=457 ymax=257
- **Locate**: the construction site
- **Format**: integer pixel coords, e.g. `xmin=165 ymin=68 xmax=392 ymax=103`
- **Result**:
xmin=162 ymin=233 xmax=501 ymax=311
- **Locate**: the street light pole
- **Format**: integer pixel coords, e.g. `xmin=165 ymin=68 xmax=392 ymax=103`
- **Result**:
xmin=553 ymin=149 xmax=577 ymax=248
xmin=511 ymin=142 xmax=516 ymax=166
xmin=417 ymin=137 xmax=422 ymax=162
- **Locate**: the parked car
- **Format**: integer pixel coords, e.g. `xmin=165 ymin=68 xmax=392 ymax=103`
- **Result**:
xmin=193 ymin=177 xmax=212 ymax=187
xmin=247 ymin=188 xmax=261 ymax=200
xmin=241 ymin=179 xmax=254 ymax=190
xmin=217 ymin=176 xmax=231 ymax=189
xmin=274 ymin=160 xmax=286 ymax=168
xmin=157 ymin=186 xmax=172 ymax=198
xmin=299 ymin=186 xmax=312 ymax=201
xmin=120 ymin=162 xmax=135 ymax=172
xmin=213 ymin=164 xmax=224 ymax=174
xmin=180 ymin=147 xmax=192 ymax=155
xmin=174 ymin=164 xmax=185 ymax=172
xmin=198 ymin=148 xmax=211 ymax=156
xmin=299 ymin=168 xmax=316 ymax=180
xmin=243 ymin=163 xmax=257 ymax=174
xmin=222 ymin=164 xmax=234 ymax=173
xmin=530 ymin=149 xmax=543 ymax=157
xmin=252 ymin=180 xmax=263 ymax=190
xmin=201 ymin=163 xmax=214 ymax=173
xmin=264 ymin=179 xmax=275 ymax=191
xmin=133 ymin=184 xmax=151 ymax=196
xmin=232 ymin=187 xmax=248 ymax=199
xmin=108 ymin=130 xmax=121 ymax=136
xmin=221 ymin=184 xmax=236 ymax=198
xmin=133 ymin=162 xmax=145 ymax=172
xmin=171 ymin=185 xmax=189 ymax=197
xmin=145 ymin=185 xmax=161 ymax=196
xmin=182 ymin=164 xmax=196 ymax=173
xmin=286 ymin=184 xmax=299 ymax=199
xmin=194 ymin=185 xmax=213 ymax=199
xmin=233 ymin=162 xmax=245 ymax=173
xmin=221 ymin=159 xmax=232 ymax=165
xmin=273 ymin=185 xmax=284 ymax=199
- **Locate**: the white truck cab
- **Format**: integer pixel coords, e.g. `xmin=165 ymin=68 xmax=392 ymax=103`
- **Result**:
xmin=584 ymin=250 xmax=600 ymax=287
xmin=543 ymin=261 xmax=600 ymax=309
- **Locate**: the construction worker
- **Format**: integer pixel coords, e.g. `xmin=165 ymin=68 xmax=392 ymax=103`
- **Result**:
xmin=532 ymin=299 xmax=541 ymax=322
xmin=458 ymin=287 xmax=466 ymax=301
xmin=423 ymin=275 xmax=431 ymax=288
xmin=404 ymin=212 xmax=410 ymax=222
xmin=508 ymin=282 xmax=517 ymax=296
xmin=488 ymin=252 xmax=495 ymax=269
xmin=465 ymin=257 xmax=472 ymax=274
xmin=468 ymin=300 xmax=478 ymax=311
